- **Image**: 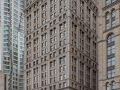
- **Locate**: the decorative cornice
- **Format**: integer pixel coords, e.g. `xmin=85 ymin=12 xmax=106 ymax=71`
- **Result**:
xmin=24 ymin=0 xmax=39 ymax=12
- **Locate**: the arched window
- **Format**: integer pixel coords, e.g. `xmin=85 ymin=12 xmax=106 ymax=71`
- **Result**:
xmin=107 ymin=34 xmax=115 ymax=78
xmin=107 ymin=34 xmax=114 ymax=44
xmin=112 ymin=81 xmax=115 ymax=89
xmin=111 ymin=9 xmax=116 ymax=27
xmin=106 ymin=83 xmax=109 ymax=90
xmin=106 ymin=12 xmax=110 ymax=30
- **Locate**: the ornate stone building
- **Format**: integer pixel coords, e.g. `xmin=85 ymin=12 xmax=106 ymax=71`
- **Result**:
xmin=24 ymin=0 xmax=98 ymax=90
xmin=98 ymin=0 xmax=120 ymax=90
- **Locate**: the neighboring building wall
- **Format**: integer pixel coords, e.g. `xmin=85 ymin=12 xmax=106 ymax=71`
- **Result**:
xmin=0 ymin=71 xmax=8 ymax=90
xmin=24 ymin=0 xmax=98 ymax=90
xmin=4 ymin=74 xmax=8 ymax=90
xmin=0 ymin=71 xmax=4 ymax=90
xmin=97 ymin=0 xmax=120 ymax=90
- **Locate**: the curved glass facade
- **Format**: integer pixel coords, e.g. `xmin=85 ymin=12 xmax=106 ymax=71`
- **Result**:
xmin=0 ymin=0 xmax=24 ymax=90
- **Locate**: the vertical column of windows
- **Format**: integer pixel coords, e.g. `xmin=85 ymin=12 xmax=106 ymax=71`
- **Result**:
xmin=59 ymin=56 xmax=67 ymax=89
xmin=41 ymin=2 xmax=47 ymax=25
xmin=107 ymin=34 xmax=115 ymax=79
xmin=86 ymin=66 xmax=91 ymax=88
xmin=50 ymin=60 xmax=56 ymax=84
xmin=59 ymin=21 xmax=67 ymax=46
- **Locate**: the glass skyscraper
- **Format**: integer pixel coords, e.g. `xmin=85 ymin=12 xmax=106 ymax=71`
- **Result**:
xmin=0 ymin=0 xmax=24 ymax=90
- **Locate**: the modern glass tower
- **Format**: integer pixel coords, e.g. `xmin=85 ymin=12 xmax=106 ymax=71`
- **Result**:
xmin=0 ymin=0 xmax=24 ymax=90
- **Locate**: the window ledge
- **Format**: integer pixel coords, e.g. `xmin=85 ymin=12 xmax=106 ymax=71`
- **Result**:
xmin=103 ymin=25 xmax=120 ymax=34
xmin=103 ymin=0 xmax=120 ymax=10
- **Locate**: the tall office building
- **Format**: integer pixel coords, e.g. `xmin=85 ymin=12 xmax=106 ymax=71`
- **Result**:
xmin=24 ymin=0 xmax=98 ymax=90
xmin=0 ymin=0 xmax=24 ymax=90
xmin=98 ymin=0 xmax=120 ymax=90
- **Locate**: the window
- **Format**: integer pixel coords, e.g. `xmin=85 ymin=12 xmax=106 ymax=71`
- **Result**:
xmin=54 ymin=36 xmax=56 ymax=41
xmin=64 ymin=6 xmax=66 ymax=10
xmin=107 ymin=69 xmax=115 ymax=78
xmin=54 ymin=44 xmax=56 ymax=49
xmin=50 ymin=0 xmax=53 ymax=4
xmin=60 ymin=0 xmax=62 ymax=5
xmin=63 ymin=47 xmax=66 ymax=52
xmin=50 ymin=78 xmax=52 ymax=83
xmin=107 ymin=34 xmax=114 ymax=44
xmin=112 ymin=81 xmax=115 ymax=89
xmin=63 ymin=82 xmax=66 ymax=87
xmin=60 ymin=67 xmax=62 ymax=72
xmin=63 ymin=65 xmax=66 ymax=71
xmin=111 ymin=9 xmax=115 ymax=27
xmin=54 ymin=69 xmax=56 ymax=74
xmin=63 ymin=56 xmax=66 ymax=62
xmin=107 ymin=57 xmax=115 ymax=67
xmin=112 ymin=9 xmax=115 ymax=18
xmin=50 ymin=61 xmax=52 ymax=67
xmin=59 ymin=83 xmax=62 ymax=88
xmin=54 ymin=60 xmax=56 ymax=66
xmin=60 ymin=24 xmax=63 ymax=30
xmin=50 ymin=60 xmax=56 ymax=67
xmin=59 ymin=75 xmax=62 ymax=80
xmin=106 ymin=0 xmax=110 ymax=6
xmin=107 ymin=45 xmax=115 ymax=55
xmin=64 ymin=0 xmax=66 ymax=3
xmin=54 ymin=5 xmax=56 ymax=10
xmin=60 ymin=8 xmax=63 ymax=13
xmin=63 ymin=74 xmax=66 ymax=79
xmin=59 ymin=58 xmax=62 ymax=64
xmin=50 ymin=28 xmax=56 ymax=35
xmin=59 ymin=49 xmax=62 ymax=54
xmin=59 ymin=16 xmax=62 ymax=21
xmin=64 ymin=22 xmax=66 ymax=28
xmin=53 ymin=85 xmax=56 ymax=90
xmin=60 ymin=33 xmax=63 ymax=38
xmin=50 ymin=22 xmax=52 ymax=26
xmin=53 ymin=19 xmax=56 ymax=24
xmin=63 ymin=39 xmax=66 ymax=44
xmin=106 ymin=12 xmax=110 ymax=30
xmin=63 ymin=13 xmax=66 ymax=18
xmin=64 ymin=31 xmax=66 ymax=36
xmin=106 ymin=83 xmax=109 ymax=90
xmin=60 ymin=41 xmax=63 ymax=46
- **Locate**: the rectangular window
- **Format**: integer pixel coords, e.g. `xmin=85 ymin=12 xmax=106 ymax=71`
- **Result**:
xmin=107 ymin=45 xmax=115 ymax=55
xmin=107 ymin=57 xmax=115 ymax=67
xmin=107 ymin=69 xmax=115 ymax=78
xmin=106 ymin=0 xmax=110 ymax=6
